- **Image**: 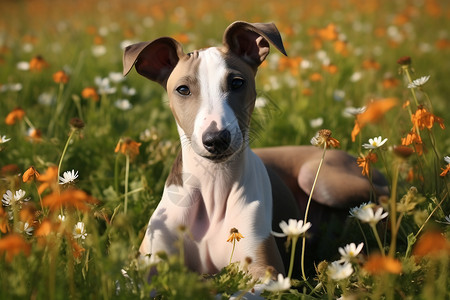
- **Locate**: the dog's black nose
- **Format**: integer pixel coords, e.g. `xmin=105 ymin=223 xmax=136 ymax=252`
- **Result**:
xmin=202 ymin=129 xmax=231 ymax=154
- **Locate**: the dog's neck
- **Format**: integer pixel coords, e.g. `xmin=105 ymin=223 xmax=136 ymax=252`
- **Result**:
xmin=175 ymin=125 xmax=258 ymax=212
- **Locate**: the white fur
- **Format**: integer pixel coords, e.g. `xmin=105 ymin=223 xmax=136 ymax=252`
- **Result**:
xmin=190 ymin=48 xmax=243 ymax=157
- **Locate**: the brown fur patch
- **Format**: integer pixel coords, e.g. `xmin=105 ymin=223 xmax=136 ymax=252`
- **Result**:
xmin=251 ymin=235 xmax=286 ymax=278
xmin=166 ymin=151 xmax=183 ymax=187
xmin=166 ymin=52 xmax=202 ymax=138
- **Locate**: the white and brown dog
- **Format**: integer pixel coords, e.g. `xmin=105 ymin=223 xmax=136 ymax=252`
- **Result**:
xmin=123 ymin=21 xmax=388 ymax=278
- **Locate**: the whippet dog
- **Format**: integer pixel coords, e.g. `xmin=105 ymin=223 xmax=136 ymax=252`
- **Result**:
xmin=123 ymin=21 xmax=388 ymax=278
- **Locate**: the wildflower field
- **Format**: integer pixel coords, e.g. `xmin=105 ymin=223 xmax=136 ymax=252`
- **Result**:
xmin=1 ymin=0 xmax=449 ymax=299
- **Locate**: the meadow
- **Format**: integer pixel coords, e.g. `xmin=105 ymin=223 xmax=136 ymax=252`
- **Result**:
xmin=0 ymin=0 xmax=449 ymax=299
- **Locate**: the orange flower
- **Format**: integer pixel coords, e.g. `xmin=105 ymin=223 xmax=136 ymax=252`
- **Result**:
xmin=0 ymin=234 xmax=31 ymax=262
xmin=115 ymin=138 xmax=141 ymax=160
xmin=0 ymin=206 xmax=10 ymax=233
xmin=357 ymin=152 xmax=378 ymax=176
xmin=362 ymin=59 xmax=380 ymax=70
xmin=5 ymin=107 xmax=25 ymax=125
xmin=19 ymin=202 xmax=37 ymax=225
xmin=401 ymin=131 xmax=423 ymax=156
xmin=302 ymin=88 xmax=313 ymax=96
xmin=28 ymin=128 xmax=43 ymax=142
xmin=23 ymin=166 xmax=40 ymax=183
xmin=363 ymin=253 xmax=402 ymax=275
xmin=70 ymin=236 xmax=85 ymax=259
xmin=37 ymin=166 xmax=58 ymax=195
xmin=81 ymin=87 xmax=99 ymax=101
xmin=358 ymin=98 xmax=398 ymax=127
xmin=35 ymin=219 xmax=54 ymax=237
xmin=333 ymin=40 xmax=348 ymax=55
xmin=440 ymin=164 xmax=450 ymax=177
xmin=406 ymin=167 xmax=415 ymax=182
xmin=309 ymin=72 xmax=323 ymax=82
xmin=29 ymin=55 xmax=49 ymax=71
xmin=278 ymin=56 xmax=302 ymax=76
xmin=411 ymin=105 xmax=445 ymax=131
xmin=382 ymin=77 xmax=400 ymax=89
xmin=322 ymin=64 xmax=338 ymax=74
xmin=318 ymin=23 xmax=338 ymax=41
xmin=402 ymin=100 xmax=410 ymax=109
xmin=351 ymin=98 xmax=398 ymax=142
xmin=227 ymin=228 xmax=244 ymax=243
xmin=52 ymin=70 xmax=70 ymax=84
xmin=310 ymin=129 xmax=340 ymax=148
xmin=171 ymin=33 xmax=190 ymax=44
xmin=42 ymin=189 xmax=98 ymax=212
xmin=401 ymin=131 xmax=423 ymax=146
xmin=413 ymin=231 xmax=450 ymax=258
xmin=351 ymin=120 xmax=361 ymax=142
xmin=94 ymin=35 xmax=104 ymax=45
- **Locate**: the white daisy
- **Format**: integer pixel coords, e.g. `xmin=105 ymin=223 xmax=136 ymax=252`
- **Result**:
xmin=362 ymin=136 xmax=388 ymax=149
xmin=338 ymin=242 xmax=364 ymax=263
xmin=108 ymin=72 xmax=124 ymax=83
xmin=343 ymin=106 xmax=366 ymax=117
xmin=350 ymin=71 xmax=363 ymax=82
xmin=2 ymin=189 xmax=26 ymax=206
xmin=121 ymin=86 xmax=136 ymax=96
xmin=272 ymin=219 xmax=312 ymax=238
xmin=255 ymin=96 xmax=268 ymax=108
xmin=309 ymin=117 xmax=324 ymax=128
xmin=95 ymin=76 xmax=116 ymax=94
xmin=352 ymin=203 xmax=388 ymax=225
xmin=349 ymin=202 xmax=371 ymax=217
xmin=59 ymin=169 xmax=79 ymax=184
xmin=73 ymin=221 xmax=87 ymax=239
xmin=407 ymin=75 xmax=430 ymax=88
xmin=264 ymin=273 xmax=291 ymax=292
xmin=327 ymin=261 xmax=354 ymax=281
xmin=2 ymin=190 xmax=13 ymax=206
xmin=0 ymin=135 xmax=11 ymax=144
xmin=16 ymin=61 xmax=30 ymax=71
xmin=23 ymin=221 xmax=34 ymax=236
xmin=92 ymin=45 xmax=107 ymax=57
xmin=114 ymin=99 xmax=133 ymax=111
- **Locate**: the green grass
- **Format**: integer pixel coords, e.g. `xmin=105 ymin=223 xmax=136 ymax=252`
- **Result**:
xmin=0 ymin=0 xmax=449 ymax=299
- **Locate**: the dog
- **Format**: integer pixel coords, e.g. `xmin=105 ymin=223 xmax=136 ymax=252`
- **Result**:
xmin=123 ymin=21 xmax=388 ymax=279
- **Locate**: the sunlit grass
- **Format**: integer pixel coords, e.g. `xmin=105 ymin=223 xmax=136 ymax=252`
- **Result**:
xmin=0 ymin=0 xmax=449 ymax=299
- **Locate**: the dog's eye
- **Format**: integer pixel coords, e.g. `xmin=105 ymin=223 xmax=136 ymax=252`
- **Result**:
xmin=176 ymin=85 xmax=191 ymax=96
xmin=230 ymin=78 xmax=245 ymax=90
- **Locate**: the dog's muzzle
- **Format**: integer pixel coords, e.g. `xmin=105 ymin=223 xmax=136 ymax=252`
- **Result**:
xmin=202 ymin=129 xmax=231 ymax=159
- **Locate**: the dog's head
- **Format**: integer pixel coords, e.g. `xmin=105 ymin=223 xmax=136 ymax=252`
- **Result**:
xmin=123 ymin=21 xmax=286 ymax=162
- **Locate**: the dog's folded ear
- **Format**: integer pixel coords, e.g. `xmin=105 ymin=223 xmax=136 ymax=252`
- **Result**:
xmin=223 ymin=21 xmax=287 ymax=69
xmin=123 ymin=37 xmax=184 ymax=87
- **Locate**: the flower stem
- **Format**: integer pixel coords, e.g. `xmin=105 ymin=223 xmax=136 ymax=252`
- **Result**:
xmin=388 ymin=159 xmax=400 ymax=257
xmin=301 ymin=142 xmax=327 ymax=282
xmin=58 ymin=128 xmax=76 ymax=180
xmin=287 ymin=236 xmax=298 ymax=279
xmin=414 ymin=191 xmax=447 ymax=239
xmin=114 ymin=153 xmax=120 ymax=194
xmin=57 ymin=128 xmax=76 ymax=216
xmin=402 ymin=66 xmax=419 ymax=107
xmin=124 ymin=154 xmax=130 ymax=214
xmin=370 ymin=223 xmax=385 ymax=256
xmin=49 ymin=82 xmax=65 ymax=136
xmin=229 ymin=240 xmax=236 ymax=264
xmin=357 ymin=220 xmax=370 ymax=256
